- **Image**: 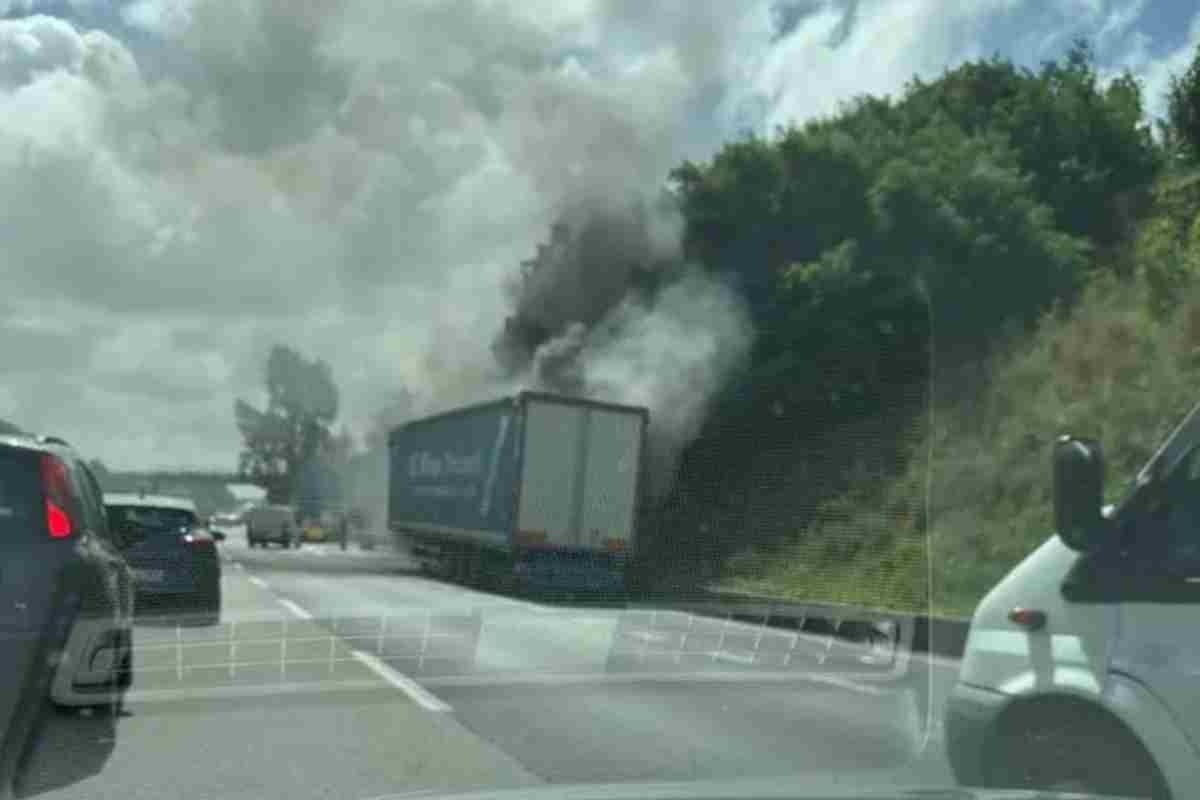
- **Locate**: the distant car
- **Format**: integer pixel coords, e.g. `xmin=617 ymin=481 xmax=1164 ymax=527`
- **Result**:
xmin=104 ymin=493 xmax=223 ymax=622
xmin=244 ymin=504 xmax=300 ymax=548
xmin=0 ymin=434 xmax=134 ymax=710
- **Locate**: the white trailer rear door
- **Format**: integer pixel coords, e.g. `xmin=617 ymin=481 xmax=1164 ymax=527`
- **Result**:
xmin=578 ymin=408 xmax=642 ymax=552
xmin=517 ymin=400 xmax=584 ymax=548
xmin=517 ymin=399 xmax=643 ymax=552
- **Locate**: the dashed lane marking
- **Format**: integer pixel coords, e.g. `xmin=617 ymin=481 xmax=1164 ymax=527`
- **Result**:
xmin=276 ymin=597 xmax=314 ymax=620
xmin=351 ymin=649 xmax=452 ymax=712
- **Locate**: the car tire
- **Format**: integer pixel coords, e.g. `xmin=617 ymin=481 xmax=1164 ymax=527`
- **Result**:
xmin=195 ymin=582 xmax=220 ymax=626
xmin=985 ymin=699 xmax=1169 ymax=799
xmin=116 ymin=637 xmax=134 ymax=691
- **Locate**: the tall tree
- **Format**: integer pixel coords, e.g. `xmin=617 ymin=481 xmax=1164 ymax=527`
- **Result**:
xmin=1168 ymin=42 xmax=1200 ymax=164
xmin=235 ymin=345 xmax=339 ymax=502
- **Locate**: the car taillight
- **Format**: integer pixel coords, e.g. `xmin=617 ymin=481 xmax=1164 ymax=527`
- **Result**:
xmin=40 ymin=454 xmax=75 ymax=539
xmin=183 ymin=530 xmax=214 ymax=546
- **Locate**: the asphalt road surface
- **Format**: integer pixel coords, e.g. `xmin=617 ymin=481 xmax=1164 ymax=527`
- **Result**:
xmin=13 ymin=529 xmax=962 ymax=800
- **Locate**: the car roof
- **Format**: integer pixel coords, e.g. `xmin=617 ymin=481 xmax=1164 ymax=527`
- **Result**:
xmin=103 ymin=493 xmax=198 ymax=513
xmin=0 ymin=434 xmax=75 ymax=457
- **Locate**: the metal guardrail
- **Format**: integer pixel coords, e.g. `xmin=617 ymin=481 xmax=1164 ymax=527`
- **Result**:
xmin=695 ymin=589 xmax=970 ymax=659
xmin=609 ymin=605 xmax=911 ymax=681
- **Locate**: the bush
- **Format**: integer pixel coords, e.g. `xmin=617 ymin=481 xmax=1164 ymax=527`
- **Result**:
xmin=719 ymin=181 xmax=1200 ymax=615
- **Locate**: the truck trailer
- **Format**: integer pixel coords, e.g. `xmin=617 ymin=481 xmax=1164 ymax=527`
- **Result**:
xmin=387 ymin=392 xmax=648 ymax=593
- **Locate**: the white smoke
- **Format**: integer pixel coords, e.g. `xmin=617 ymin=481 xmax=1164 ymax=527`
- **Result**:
xmin=569 ymin=270 xmax=754 ymax=496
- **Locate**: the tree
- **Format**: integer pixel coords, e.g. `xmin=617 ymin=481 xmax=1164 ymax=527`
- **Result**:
xmin=1168 ymin=43 xmax=1200 ymax=164
xmin=647 ymin=45 xmax=1159 ymax=581
xmin=235 ymin=345 xmax=339 ymax=503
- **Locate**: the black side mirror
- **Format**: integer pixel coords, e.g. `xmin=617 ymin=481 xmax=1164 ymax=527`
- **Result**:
xmin=1054 ymin=435 xmax=1107 ymax=551
xmin=212 ymin=530 xmax=226 ymax=542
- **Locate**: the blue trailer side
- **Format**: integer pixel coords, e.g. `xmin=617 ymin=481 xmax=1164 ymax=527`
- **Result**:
xmin=387 ymin=397 xmax=522 ymax=579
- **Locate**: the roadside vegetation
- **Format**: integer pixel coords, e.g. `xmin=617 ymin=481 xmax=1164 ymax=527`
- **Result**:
xmin=646 ymin=41 xmax=1200 ymax=616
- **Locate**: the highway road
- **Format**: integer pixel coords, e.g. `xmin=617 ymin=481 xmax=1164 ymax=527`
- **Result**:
xmin=12 ymin=531 xmax=962 ymax=800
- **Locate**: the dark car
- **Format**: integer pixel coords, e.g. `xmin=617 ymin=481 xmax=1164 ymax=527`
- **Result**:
xmin=0 ymin=435 xmax=134 ymax=714
xmin=104 ymin=493 xmax=223 ymax=622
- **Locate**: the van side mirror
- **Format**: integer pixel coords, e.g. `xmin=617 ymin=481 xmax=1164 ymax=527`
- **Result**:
xmin=1054 ymin=435 xmax=1107 ymax=551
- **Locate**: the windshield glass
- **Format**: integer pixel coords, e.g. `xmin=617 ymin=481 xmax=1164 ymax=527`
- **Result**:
xmin=3 ymin=2 xmax=1199 ymax=800
xmin=0 ymin=450 xmax=39 ymax=533
xmin=106 ymin=506 xmax=195 ymax=534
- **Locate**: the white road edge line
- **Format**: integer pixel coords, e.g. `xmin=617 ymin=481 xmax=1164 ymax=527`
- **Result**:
xmin=247 ymin=576 xmax=268 ymax=589
xmin=351 ymin=649 xmax=452 ymax=712
xmin=276 ymin=597 xmax=314 ymax=620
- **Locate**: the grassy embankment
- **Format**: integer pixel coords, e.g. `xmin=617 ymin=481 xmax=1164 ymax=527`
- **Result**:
xmin=720 ymin=171 xmax=1200 ymax=617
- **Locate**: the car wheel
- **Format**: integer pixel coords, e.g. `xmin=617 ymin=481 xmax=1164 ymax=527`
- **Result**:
xmin=116 ymin=638 xmax=133 ymax=691
xmin=985 ymin=700 xmax=1169 ymax=799
xmin=195 ymin=582 xmax=220 ymax=626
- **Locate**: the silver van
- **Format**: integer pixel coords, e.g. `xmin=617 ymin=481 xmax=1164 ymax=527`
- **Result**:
xmin=244 ymin=504 xmax=300 ymax=549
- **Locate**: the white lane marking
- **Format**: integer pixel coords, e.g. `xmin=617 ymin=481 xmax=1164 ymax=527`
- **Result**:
xmin=276 ymin=597 xmax=314 ymax=620
xmin=351 ymin=650 xmax=452 ymax=712
xmin=247 ymin=576 xmax=268 ymax=589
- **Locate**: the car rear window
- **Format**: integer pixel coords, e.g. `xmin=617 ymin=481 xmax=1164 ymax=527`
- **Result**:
xmin=0 ymin=448 xmax=40 ymax=534
xmin=107 ymin=505 xmax=195 ymax=535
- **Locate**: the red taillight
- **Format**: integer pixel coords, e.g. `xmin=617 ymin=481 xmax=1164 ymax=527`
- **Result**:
xmin=40 ymin=454 xmax=75 ymax=539
xmin=183 ymin=530 xmax=214 ymax=546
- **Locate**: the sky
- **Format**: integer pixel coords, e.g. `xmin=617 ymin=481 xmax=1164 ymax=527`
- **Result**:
xmin=0 ymin=0 xmax=1198 ymax=471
